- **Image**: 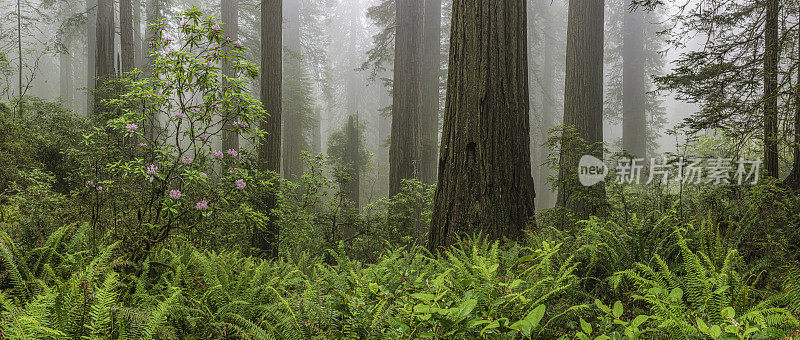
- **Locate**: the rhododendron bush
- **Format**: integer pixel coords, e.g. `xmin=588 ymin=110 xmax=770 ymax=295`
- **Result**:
xmin=73 ymin=8 xmax=269 ymax=262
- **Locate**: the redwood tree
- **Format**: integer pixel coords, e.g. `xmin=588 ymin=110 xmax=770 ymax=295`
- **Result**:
xmin=221 ymin=0 xmax=239 ymax=154
xmin=420 ymin=0 xmax=442 ymax=185
xmin=256 ymin=0 xmax=282 ymax=259
xmin=622 ymin=1 xmax=646 ymax=159
xmin=555 ymin=0 xmax=606 ymax=218
xmin=389 ymin=0 xmax=424 ymax=196
xmin=428 ymin=0 xmax=536 ymax=250
xmin=764 ymin=0 xmax=779 ymax=178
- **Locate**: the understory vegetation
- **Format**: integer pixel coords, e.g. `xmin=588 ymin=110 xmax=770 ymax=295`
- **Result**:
xmin=1 ymin=100 xmax=799 ymax=339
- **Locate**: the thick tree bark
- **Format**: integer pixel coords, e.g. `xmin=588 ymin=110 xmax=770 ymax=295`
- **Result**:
xmin=282 ymin=0 xmax=304 ymax=180
xmin=221 ymin=0 xmax=239 ymax=153
xmin=622 ymin=1 xmax=646 ymax=159
xmin=420 ymin=0 xmax=441 ymax=185
xmin=764 ymin=0 xmax=779 ymax=178
xmin=428 ymin=0 xmax=536 ymax=250
xmin=94 ymin=0 xmax=115 ymax=114
xmin=86 ymin=0 xmax=96 ymax=115
xmin=256 ymin=0 xmax=282 ymax=259
xmin=389 ymin=0 xmax=424 ymax=197
xmin=120 ymin=0 xmax=135 ymax=76
xmin=556 ymin=0 xmax=606 ymax=218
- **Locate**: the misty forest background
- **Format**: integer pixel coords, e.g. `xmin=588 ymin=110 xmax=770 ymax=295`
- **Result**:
xmin=1 ymin=0 xmax=800 ymax=338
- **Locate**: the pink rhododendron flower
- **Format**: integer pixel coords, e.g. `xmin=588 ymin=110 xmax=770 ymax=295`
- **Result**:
xmin=200 ymin=172 xmax=208 ymax=179
xmin=181 ymin=156 xmax=192 ymax=164
xmin=169 ymin=189 xmax=181 ymax=200
xmin=196 ymin=200 xmax=209 ymax=210
xmin=226 ymin=149 xmax=238 ymax=158
xmin=212 ymin=150 xmax=224 ymax=159
xmin=233 ymin=40 xmax=243 ymax=48
xmin=85 ymin=180 xmax=94 ymax=188
xmin=211 ymin=23 xmax=221 ymax=31
xmin=174 ymin=111 xmax=185 ymax=118
xmin=235 ymin=179 xmax=246 ymax=190
xmin=96 ymin=186 xmax=103 ymax=192
xmin=146 ymin=164 xmax=158 ymax=175
xmin=126 ymin=123 xmax=139 ymax=132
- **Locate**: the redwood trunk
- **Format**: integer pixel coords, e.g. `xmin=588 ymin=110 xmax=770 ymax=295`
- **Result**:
xmin=256 ymin=0 xmax=283 ymax=259
xmin=428 ymin=0 xmax=536 ymax=250
xmin=221 ymin=0 xmax=239 ymax=153
xmin=555 ymin=0 xmax=606 ymax=218
xmin=389 ymin=0 xmax=424 ymax=196
xmin=622 ymin=1 xmax=646 ymax=159
xmin=764 ymin=0 xmax=779 ymax=178
xmin=420 ymin=0 xmax=442 ymax=185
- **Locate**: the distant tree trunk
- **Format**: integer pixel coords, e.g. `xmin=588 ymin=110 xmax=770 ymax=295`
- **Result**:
xmin=786 ymin=24 xmax=800 ymax=190
xmin=16 ymin=0 xmax=22 ymax=117
xmin=221 ymin=0 xmax=239 ymax=154
xmin=120 ymin=0 xmax=135 ymax=76
xmin=764 ymin=0 xmax=779 ymax=178
xmin=428 ymin=0 xmax=536 ymax=250
xmin=556 ymin=0 xmax=606 ymax=218
xmin=531 ymin=0 xmax=557 ymax=210
xmin=256 ymin=0 xmax=282 ymax=259
xmin=59 ymin=32 xmax=73 ymax=107
xmin=622 ymin=1 xmax=646 ymax=159
xmin=144 ymin=0 xmax=162 ymax=138
xmin=133 ymin=0 xmax=143 ymax=69
xmin=344 ymin=115 xmax=361 ymax=207
xmin=282 ymin=0 xmax=303 ymax=180
xmin=94 ymin=0 xmax=115 ymax=114
xmin=420 ymin=0 xmax=441 ymax=185
xmin=87 ymin=0 xmax=97 ymax=115
xmin=389 ymin=0 xmax=424 ymax=196
xmin=312 ymin=107 xmax=322 ymax=154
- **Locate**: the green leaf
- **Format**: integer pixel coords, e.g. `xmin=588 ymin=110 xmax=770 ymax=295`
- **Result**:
xmin=720 ymin=307 xmax=735 ymax=319
xmin=368 ymin=282 xmax=379 ymax=294
xmin=453 ymin=299 xmax=477 ymax=321
xmin=631 ymin=315 xmax=649 ymax=328
xmin=526 ymin=305 xmax=546 ymax=329
xmin=580 ymin=317 xmax=593 ymax=335
xmin=612 ymin=301 xmax=623 ymax=318
xmin=595 ymin=299 xmax=611 ymax=313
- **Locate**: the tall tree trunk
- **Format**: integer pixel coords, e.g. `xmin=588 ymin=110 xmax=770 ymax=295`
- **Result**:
xmin=143 ymin=0 xmax=162 ymax=138
xmin=786 ymin=23 xmax=800 ymax=190
xmin=312 ymin=107 xmax=322 ymax=155
xmin=133 ymin=0 xmax=143 ymax=69
xmin=764 ymin=0 xmax=779 ymax=178
xmin=428 ymin=0 xmax=535 ymax=250
xmin=420 ymin=0 xmax=441 ymax=185
xmin=345 ymin=115 xmax=361 ymax=207
xmin=539 ymin=3 xmax=557 ymax=209
xmin=94 ymin=0 xmax=115 ymax=114
xmin=622 ymin=1 xmax=646 ymax=159
xmin=389 ymin=0 xmax=424 ymax=196
xmin=556 ymin=0 xmax=606 ymax=219
xmin=120 ymin=0 xmax=135 ymax=76
xmin=282 ymin=0 xmax=303 ymax=180
xmin=221 ymin=0 xmax=239 ymax=153
xmin=256 ymin=0 xmax=282 ymax=259
xmin=59 ymin=32 xmax=73 ymax=108
xmin=87 ymin=0 xmax=97 ymax=115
